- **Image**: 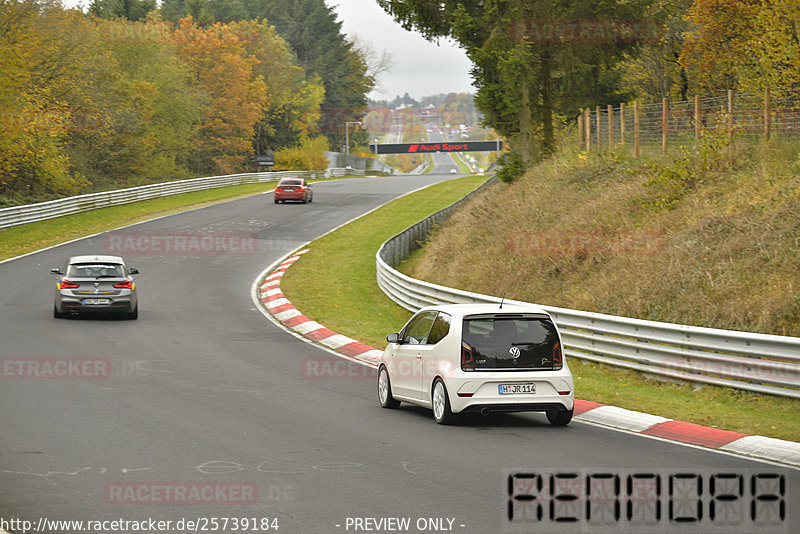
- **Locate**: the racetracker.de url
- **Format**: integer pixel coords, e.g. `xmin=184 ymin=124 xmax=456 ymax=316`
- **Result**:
xmin=1 ymin=516 xmax=279 ymax=533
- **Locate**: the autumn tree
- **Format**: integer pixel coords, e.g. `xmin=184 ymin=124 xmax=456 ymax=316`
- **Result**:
xmin=233 ymin=19 xmax=325 ymax=154
xmin=681 ymin=0 xmax=800 ymax=93
xmin=172 ymin=16 xmax=268 ymax=173
xmin=680 ymin=0 xmax=759 ymax=93
xmin=0 ymin=1 xmax=115 ymax=200
xmin=161 ymin=0 xmax=374 ymax=150
xmin=82 ymin=16 xmax=201 ymax=186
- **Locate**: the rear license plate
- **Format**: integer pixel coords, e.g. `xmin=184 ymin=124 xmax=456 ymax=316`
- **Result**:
xmin=84 ymin=298 xmax=111 ymax=305
xmin=498 ymin=383 xmax=536 ymax=395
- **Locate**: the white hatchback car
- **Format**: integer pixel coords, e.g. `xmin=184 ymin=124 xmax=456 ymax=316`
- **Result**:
xmin=378 ymin=303 xmax=574 ymax=425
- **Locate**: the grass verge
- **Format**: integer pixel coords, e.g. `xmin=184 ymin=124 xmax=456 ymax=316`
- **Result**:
xmin=280 ymin=174 xmax=799 ymax=442
xmin=0 ymin=175 xmax=360 ymax=262
xmin=280 ymin=175 xmax=487 ymax=349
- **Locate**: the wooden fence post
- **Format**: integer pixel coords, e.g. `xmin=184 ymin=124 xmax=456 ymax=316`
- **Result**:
xmin=694 ymin=94 xmax=700 ymax=143
xmin=634 ymin=100 xmax=640 ymax=158
xmin=764 ymin=87 xmax=771 ymax=140
xmin=727 ymin=89 xmax=734 ymax=142
xmin=608 ymin=104 xmax=613 ymax=148
xmin=620 ymin=102 xmax=626 ymax=146
xmin=661 ymin=97 xmax=668 ymax=155
xmin=578 ymin=109 xmax=584 ymax=149
xmin=584 ymin=108 xmax=591 ymax=152
xmin=596 ymin=105 xmax=601 ymax=151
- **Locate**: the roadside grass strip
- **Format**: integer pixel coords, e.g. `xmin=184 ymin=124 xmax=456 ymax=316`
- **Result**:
xmin=258 ymin=246 xmax=800 ymax=467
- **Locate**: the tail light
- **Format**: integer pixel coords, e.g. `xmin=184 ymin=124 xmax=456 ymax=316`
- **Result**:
xmin=58 ymin=280 xmax=80 ymax=289
xmin=461 ymin=342 xmax=474 ymax=371
xmin=552 ymin=342 xmax=563 ymax=370
xmin=113 ymin=280 xmax=134 ymax=289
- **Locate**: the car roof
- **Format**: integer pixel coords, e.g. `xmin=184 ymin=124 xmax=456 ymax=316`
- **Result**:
xmin=278 ymin=178 xmax=304 ymax=183
xmin=68 ymin=255 xmax=126 ymax=265
xmin=416 ymin=302 xmax=551 ymax=318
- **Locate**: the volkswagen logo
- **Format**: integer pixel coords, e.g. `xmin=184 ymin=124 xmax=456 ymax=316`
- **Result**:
xmin=509 ymin=347 xmax=521 ymax=359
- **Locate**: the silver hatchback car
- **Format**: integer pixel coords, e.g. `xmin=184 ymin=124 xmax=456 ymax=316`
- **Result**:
xmin=51 ymin=255 xmax=139 ymax=319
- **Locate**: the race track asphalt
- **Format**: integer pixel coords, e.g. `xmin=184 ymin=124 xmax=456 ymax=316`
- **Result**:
xmin=1 ymin=175 xmax=796 ymax=533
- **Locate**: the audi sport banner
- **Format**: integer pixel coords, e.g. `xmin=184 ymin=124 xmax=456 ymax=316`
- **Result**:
xmin=374 ymin=141 xmax=501 ymax=154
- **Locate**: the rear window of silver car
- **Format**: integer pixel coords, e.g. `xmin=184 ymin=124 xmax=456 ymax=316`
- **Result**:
xmin=67 ymin=264 xmax=124 ymax=278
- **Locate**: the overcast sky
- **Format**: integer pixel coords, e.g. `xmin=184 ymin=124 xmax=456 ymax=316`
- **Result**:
xmin=327 ymin=0 xmax=475 ymax=100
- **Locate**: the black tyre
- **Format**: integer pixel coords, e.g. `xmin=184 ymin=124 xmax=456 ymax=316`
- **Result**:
xmin=274 ymin=198 xmax=279 ymax=204
xmin=126 ymin=305 xmax=138 ymax=320
xmin=53 ymin=305 xmax=65 ymax=318
xmin=432 ymin=378 xmax=456 ymax=425
xmin=546 ymin=408 xmax=573 ymax=426
xmin=378 ymin=366 xmax=400 ymax=409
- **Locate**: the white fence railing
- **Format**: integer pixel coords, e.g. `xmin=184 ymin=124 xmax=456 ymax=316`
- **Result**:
xmin=376 ymin=180 xmax=800 ymax=399
xmin=0 ymin=170 xmax=328 ymax=230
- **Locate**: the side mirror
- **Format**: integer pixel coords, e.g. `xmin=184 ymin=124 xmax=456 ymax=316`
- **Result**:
xmin=50 ymin=268 xmax=62 ymax=275
xmin=386 ymin=333 xmax=399 ymax=344
xmin=129 ymin=267 xmax=139 ymax=275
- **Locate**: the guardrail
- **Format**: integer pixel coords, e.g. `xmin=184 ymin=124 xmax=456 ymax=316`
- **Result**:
xmin=376 ymin=179 xmax=800 ymax=399
xmin=0 ymin=170 xmax=325 ymax=230
xmin=326 ymin=168 xmax=365 ymax=178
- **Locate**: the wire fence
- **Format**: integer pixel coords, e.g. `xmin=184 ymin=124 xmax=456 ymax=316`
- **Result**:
xmin=578 ymin=89 xmax=800 ymax=155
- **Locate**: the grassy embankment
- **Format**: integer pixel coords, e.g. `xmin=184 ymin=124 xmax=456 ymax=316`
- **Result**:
xmin=282 ymin=139 xmax=799 ymax=442
xmin=400 ymin=136 xmax=800 ymax=441
xmin=281 ymin=175 xmax=487 ymax=347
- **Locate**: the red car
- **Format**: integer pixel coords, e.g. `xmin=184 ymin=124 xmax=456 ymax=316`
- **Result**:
xmin=274 ymin=178 xmax=313 ymax=204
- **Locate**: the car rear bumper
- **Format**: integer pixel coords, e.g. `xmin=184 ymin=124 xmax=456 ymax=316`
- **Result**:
xmin=446 ymin=370 xmax=574 ymax=414
xmin=459 ymin=402 xmax=571 ymax=414
xmin=57 ymin=297 xmax=134 ymax=314
xmin=275 ymin=192 xmax=307 ymax=201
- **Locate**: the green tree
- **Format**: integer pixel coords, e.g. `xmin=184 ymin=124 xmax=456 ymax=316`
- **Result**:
xmin=89 ymin=0 xmax=157 ymax=21
xmin=617 ymin=0 xmax=693 ymax=102
xmin=377 ymin=0 xmax=646 ymax=165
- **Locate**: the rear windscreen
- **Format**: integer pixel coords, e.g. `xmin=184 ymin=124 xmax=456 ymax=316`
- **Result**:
xmin=67 ymin=264 xmax=124 ymax=278
xmin=462 ymin=316 xmax=561 ymax=370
